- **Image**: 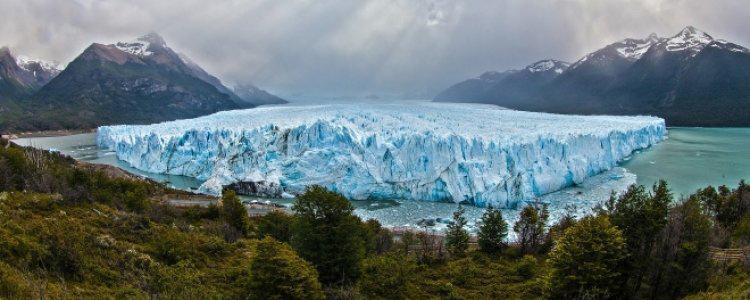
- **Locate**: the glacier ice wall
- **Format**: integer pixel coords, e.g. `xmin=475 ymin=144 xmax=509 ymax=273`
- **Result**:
xmin=97 ymin=102 xmax=666 ymax=208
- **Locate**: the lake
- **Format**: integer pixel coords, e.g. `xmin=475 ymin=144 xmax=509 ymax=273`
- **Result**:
xmin=620 ymin=127 xmax=750 ymax=198
xmin=12 ymin=127 xmax=750 ymax=231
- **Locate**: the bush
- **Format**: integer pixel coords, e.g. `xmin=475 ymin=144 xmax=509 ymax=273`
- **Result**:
xmin=514 ymin=255 xmax=538 ymax=280
xmin=549 ymin=215 xmax=628 ymax=299
xmin=221 ymin=190 xmax=251 ymax=237
xmin=247 ymin=237 xmax=324 ymax=300
xmin=0 ymin=261 xmax=32 ymax=298
xmin=358 ymin=253 xmax=417 ymax=299
xmin=362 ymin=219 xmax=394 ymax=255
xmin=257 ymin=210 xmax=294 ymax=243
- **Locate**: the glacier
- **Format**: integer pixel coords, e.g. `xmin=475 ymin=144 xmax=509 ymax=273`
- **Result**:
xmin=97 ymin=102 xmax=666 ymax=208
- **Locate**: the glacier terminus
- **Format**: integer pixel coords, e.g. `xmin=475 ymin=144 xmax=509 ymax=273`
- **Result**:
xmin=97 ymin=102 xmax=666 ymax=208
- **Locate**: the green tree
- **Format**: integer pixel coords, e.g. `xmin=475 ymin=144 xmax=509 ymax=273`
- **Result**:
xmin=257 ymin=210 xmax=294 ymax=243
xmin=445 ymin=206 xmax=470 ymax=257
xmin=221 ymin=190 xmax=251 ymax=236
xmin=647 ymin=197 xmax=712 ymax=299
xmin=608 ymin=181 xmax=671 ymax=295
xmin=513 ymin=205 xmax=548 ymax=254
xmin=291 ymin=185 xmax=366 ymax=286
xmin=247 ymin=237 xmax=324 ymax=300
xmin=362 ymin=219 xmax=394 ymax=255
xmin=477 ymin=206 xmax=508 ymax=254
xmin=545 ymin=212 xmax=577 ymax=251
xmin=708 ymin=181 xmax=750 ymax=230
xmin=357 ymin=253 xmax=417 ymax=299
xmin=549 ymin=215 xmax=628 ymax=299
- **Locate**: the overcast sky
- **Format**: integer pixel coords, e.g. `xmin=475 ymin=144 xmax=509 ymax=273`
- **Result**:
xmin=2 ymin=0 xmax=749 ymax=98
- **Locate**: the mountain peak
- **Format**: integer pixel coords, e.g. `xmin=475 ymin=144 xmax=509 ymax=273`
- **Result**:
xmin=114 ymin=33 xmax=167 ymax=57
xmin=667 ymin=26 xmax=713 ymax=52
xmin=612 ymin=34 xmax=665 ymax=61
xmin=138 ymin=32 xmax=166 ymax=47
xmin=678 ymin=26 xmax=701 ymax=36
xmin=526 ymin=59 xmax=569 ymax=74
xmin=571 ymin=33 xmax=663 ymax=69
xmin=0 ymin=47 xmax=14 ymax=63
xmin=15 ymin=55 xmax=62 ymax=74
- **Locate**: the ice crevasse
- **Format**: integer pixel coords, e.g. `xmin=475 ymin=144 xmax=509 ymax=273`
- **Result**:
xmin=97 ymin=102 xmax=666 ymax=208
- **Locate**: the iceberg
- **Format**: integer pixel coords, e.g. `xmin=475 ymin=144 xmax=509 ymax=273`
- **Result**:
xmin=97 ymin=102 xmax=666 ymax=208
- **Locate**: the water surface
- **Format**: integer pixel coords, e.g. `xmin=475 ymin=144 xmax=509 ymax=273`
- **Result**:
xmin=620 ymin=127 xmax=750 ymax=198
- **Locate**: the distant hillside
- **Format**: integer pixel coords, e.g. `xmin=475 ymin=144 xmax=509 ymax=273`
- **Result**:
xmin=435 ymin=26 xmax=750 ymax=126
xmin=0 ymin=33 xmax=285 ymax=132
xmin=0 ymin=48 xmax=63 ymax=131
xmin=233 ymin=83 xmax=287 ymax=106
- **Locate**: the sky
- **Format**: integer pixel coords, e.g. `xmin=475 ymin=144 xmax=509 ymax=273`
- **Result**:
xmin=2 ymin=0 xmax=749 ymax=99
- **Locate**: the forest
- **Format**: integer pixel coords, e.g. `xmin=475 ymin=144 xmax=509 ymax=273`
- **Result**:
xmin=0 ymin=137 xmax=749 ymax=299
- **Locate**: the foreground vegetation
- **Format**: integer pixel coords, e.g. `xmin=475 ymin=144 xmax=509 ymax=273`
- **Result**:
xmin=1 ymin=137 xmax=750 ymax=299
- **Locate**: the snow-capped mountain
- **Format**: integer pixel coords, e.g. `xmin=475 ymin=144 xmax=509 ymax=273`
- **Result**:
xmin=14 ymin=33 xmax=281 ymax=131
xmin=15 ymin=56 xmax=62 ymax=82
xmin=109 ymin=33 xmax=285 ymax=107
xmin=569 ymin=33 xmax=663 ymax=72
xmin=434 ymin=59 xmax=568 ymax=104
xmin=664 ymin=26 xmax=713 ymax=53
xmin=435 ymin=26 xmax=750 ymax=126
xmin=0 ymin=47 xmax=61 ymax=100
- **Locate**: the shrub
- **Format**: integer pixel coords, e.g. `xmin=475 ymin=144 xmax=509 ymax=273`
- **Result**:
xmin=257 ymin=210 xmax=294 ymax=243
xmin=358 ymin=253 xmax=417 ymax=299
xmin=0 ymin=261 xmax=32 ymax=298
xmin=549 ymin=215 xmax=628 ymax=299
xmin=247 ymin=237 xmax=324 ymax=300
xmin=221 ymin=190 xmax=251 ymax=236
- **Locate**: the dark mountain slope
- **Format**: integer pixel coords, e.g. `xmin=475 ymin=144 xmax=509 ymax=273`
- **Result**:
xmin=435 ymin=27 xmax=750 ymax=126
xmin=435 ymin=60 xmax=569 ymax=109
xmin=2 ymin=33 xmax=284 ymax=132
xmin=0 ymin=47 xmax=60 ymax=100
xmin=24 ymin=42 xmax=241 ymax=130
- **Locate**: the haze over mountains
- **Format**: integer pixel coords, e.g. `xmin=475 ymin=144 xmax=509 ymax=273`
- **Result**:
xmin=435 ymin=26 xmax=750 ymax=126
xmin=0 ymin=33 xmax=284 ymax=132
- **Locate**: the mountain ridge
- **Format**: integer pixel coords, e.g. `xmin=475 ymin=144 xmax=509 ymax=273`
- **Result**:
xmin=435 ymin=26 xmax=750 ymax=126
xmin=0 ymin=33 xmax=285 ymax=132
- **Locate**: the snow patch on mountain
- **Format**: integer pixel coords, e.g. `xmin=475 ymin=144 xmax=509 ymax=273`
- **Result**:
xmin=98 ymin=102 xmax=666 ymax=208
xmin=115 ymin=40 xmax=152 ymax=56
xmin=526 ymin=60 xmax=569 ymax=74
xmin=615 ymin=33 xmax=664 ymax=61
xmin=710 ymin=40 xmax=750 ymax=54
xmin=570 ymin=34 xmax=664 ymax=70
xmin=15 ymin=55 xmax=62 ymax=74
xmin=666 ymin=26 xmax=713 ymax=53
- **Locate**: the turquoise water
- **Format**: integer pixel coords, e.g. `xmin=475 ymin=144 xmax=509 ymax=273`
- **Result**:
xmin=13 ymin=127 xmax=750 ymax=229
xmin=619 ymin=127 xmax=750 ymax=198
xmin=12 ymin=133 xmax=205 ymax=191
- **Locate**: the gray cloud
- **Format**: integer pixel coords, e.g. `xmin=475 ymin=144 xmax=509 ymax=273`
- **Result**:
xmin=2 ymin=0 xmax=749 ymax=98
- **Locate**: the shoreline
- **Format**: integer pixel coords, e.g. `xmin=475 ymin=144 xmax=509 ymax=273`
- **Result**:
xmin=3 ymin=128 xmax=96 ymax=140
